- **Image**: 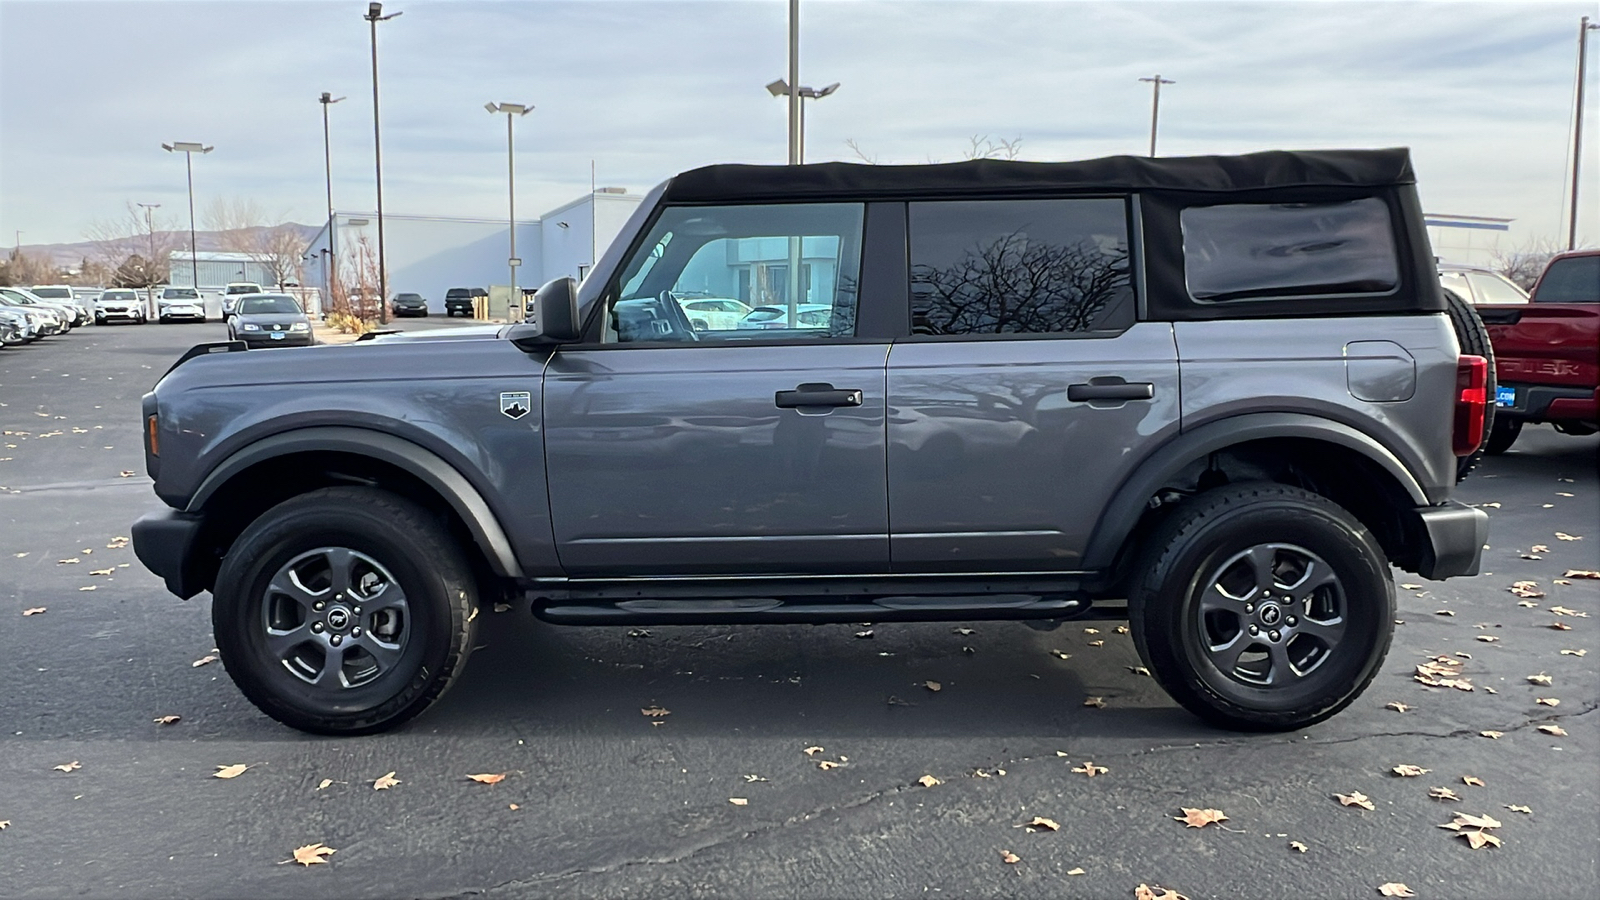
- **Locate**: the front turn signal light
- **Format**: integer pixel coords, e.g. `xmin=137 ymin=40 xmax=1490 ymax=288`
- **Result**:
xmin=146 ymin=414 xmax=160 ymax=457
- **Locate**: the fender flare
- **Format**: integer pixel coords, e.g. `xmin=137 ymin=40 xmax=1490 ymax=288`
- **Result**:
xmin=186 ymin=426 xmax=524 ymax=578
xmin=1081 ymin=412 xmax=1429 ymax=570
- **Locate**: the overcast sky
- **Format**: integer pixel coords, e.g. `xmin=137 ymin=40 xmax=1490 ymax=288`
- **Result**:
xmin=1 ymin=0 xmax=1595 ymax=248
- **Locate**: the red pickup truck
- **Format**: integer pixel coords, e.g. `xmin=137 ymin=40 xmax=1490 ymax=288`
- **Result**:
xmin=1476 ymin=250 xmax=1600 ymax=453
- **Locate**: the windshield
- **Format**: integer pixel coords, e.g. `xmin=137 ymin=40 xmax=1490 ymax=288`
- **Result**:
xmin=31 ymin=287 xmax=72 ymax=299
xmin=104 ymin=291 xmax=136 ymax=300
xmin=238 ymin=296 xmax=302 ymax=315
xmin=397 ymin=293 xmax=422 ymax=301
xmin=163 ymin=288 xmax=198 ymax=300
xmin=227 ymin=284 xmax=262 ymax=294
xmin=1465 ymin=272 xmax=1528 ymax=304
xmin=1535 ymin=256 xmax=1599 ymax=303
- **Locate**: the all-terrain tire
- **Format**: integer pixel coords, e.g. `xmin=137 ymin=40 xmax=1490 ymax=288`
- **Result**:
xmin=212 ymin=486 xmax=478 ymax=735
xmin=1443 ymin=288 xmax=1496 ymax=482
xmin=1129 ymin=483 xmax=1395 ymax=732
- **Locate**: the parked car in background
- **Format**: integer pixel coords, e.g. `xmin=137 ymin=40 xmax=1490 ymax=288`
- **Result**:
xmin=444 ymin=287 xmax=486 ymax=317
xmin=737 ymin=303 xmax=832 ymax=330
xmin=0 ymin=316 xmax=20 ymax=346
xmin=1475 ymin=249 xmax=1599 ymax=453
xmin=391 ymin=292 xmax=429 ymax=317
xmin=0 ymin=304 xmax=37 ymax=344
xmin=96 ymin=288 xmax=147 ymax=324
xmin=679 ymin=296 xmax=753 ymax=331
xmin=72 ymin=286 xmax=104 ymax=306
xmin=222 ymin=282 xmax=265 ymax=318
xmin=3 ymin=287 xmax=74 ymax=331
xmin=0 ymin=290 xmax=64 ymax=336
xmin=1438 ymin=262 xmax=1530 ymax=305
xmin=26 ymin=284 xmax=89 ymax=326
xmin=158 ymin=287 xmax=207 ymax=323
xmin=225 ymin=293 xmax=314 ymax=347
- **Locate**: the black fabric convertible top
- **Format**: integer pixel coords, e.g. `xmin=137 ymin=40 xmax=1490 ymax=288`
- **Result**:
xmin=663 ymin=148 xmax=1415 ymax=203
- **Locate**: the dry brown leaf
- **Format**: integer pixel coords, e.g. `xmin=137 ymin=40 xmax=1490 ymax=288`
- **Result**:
xmin=1115 ymin=625 xmax=1130 ymax=634
xmin=1462 ymin=776 xmax=1485 ymax=787
xmin=12 ymin=552 xmax=27 ymax=558
xmin=1504 ymin=804 xmax=1532 ymax=814
xmin=57 ymin=558 xmax=79 ymax=565
xmin=316 ymin=778 xmax=334 ymax=790
xmin=1127 ymin=665 xmax=1151 ymax=676
xmin=1289 ymin=840 xmax=1308 ymax=853
xmin=466 ymin=773 xmax=507 ymax=785
xmin=508 ymin=803 xmax=520 ymax=810
xmin=952 ymin=627 xmax=974 ymax=635
xmin=288 ymin=843 xmax=336 ymax=866
xmin=118 ymin=470 xmax=136 ymax=478
xmin=1536 ymin=697 xmax=1560 ymax=707
xmin=153 ymin=715 xmax=180 ymax=725
xmin=1134 ymin=884 xmax=1191 ymax=900
xmin=1510 ymin=581 xmax=1545 ymax=599
xmin=1378 ymin=884 xmax=1416 ymax=898
xmin=372 ymin=771 xmax=400 ymax=790
xmin=1449 ymin=812 xmax=1502 ymax=829
xmin=1531 ymin=544 xmax=1551 ymax=553
xmin=640 ymin=706 xmax=670 ymax=718
xmin=191 ymin=654 xmax=217 ymax=668
xmin=728 ymin=797 xmax=748 ymax=806
xmin=1392 ymin=764 xmax=1429 ymax=777
xmin=854 ymin=629 xmax=874 ymax=639
xmin=53 ymin=761 xmax=81 ymax=773
xmin=1024 ymin=816 xmax=1060 ymax=832
xmin=1526 ymin=673 xmax=1553 ymax=685
xmin=1429 ymin=786 xmax=1461 ymax=801
xmin=803 ymin=746 xmax=824 ymax=756
xmin=1479 ymin=730 xmax=1503 ymax=739
xmin=1517 ymin=600 xmax=1539 ymax=608
xmin=1459 ymin=830 xmax=1503 ymax=850
xmin=1554 ymin=532 xmax=1581 ymax=541
xmin=1560 ymin=648 xmax=1587 ymax=656
xmin=999 ymin=849 xmax=1020 ymax=865
xmin=1435 ymin=609 xmax=1456 ymax=616
xmin=213 ymin=764 xmax=249 ymax=779
xmin=1399 ymin=583 xmax=1423 ymax=590
xmin=1083 ymin=696 xmax=1109 ymax=709
xmin=1385 ymin=701 xmax=1411 ymax=713
xmin=1550 ymin=606 xmax=1588 ymax=617
xmin=1083 ymin=627 xmax=1100 ymax=634
xmin=1174 ymin=807 xmax=1229 ymax=828
xmin=77 ymin=586 xmax=96 ymax=592
xmin=1475 ymin=635 xmax=1499 ymax=643
xmin=1088 ymin=639 xmax=1105 ymax=647
xmin=1051 ymin=649 xmax=1072 ymax=659
xmin=924 ymin=680 xmax=942 ymax=692
xmin=818 ymin=760 xmax=843 ymax=770
xmin=1067 ymin=866 xmax=1086 ymax=875
xmin=1334 ymin=791 xmax=1375 ymax=810
xmin=1550 ymin=622 xmax=1573 ymax=631
xmin=1072 ymin=762 xmax=1108 ymax=778
xmin=21 ymin=607 xmax=45 ymax=616
xmin=0 ymin=820 xmax=9 ymax=830
xmin=88 ymin=567 xmax=113 ymax=576
xmin=1563 ymin=569 xmax=1600 ymax=579
xmin=917 ymin=774 xmax=941 ymax=787
xmin=1538 ymin=724 xmax=1567 ymax=736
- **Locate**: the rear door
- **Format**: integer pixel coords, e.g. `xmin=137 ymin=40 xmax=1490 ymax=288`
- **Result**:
xmin=885 ymin=198 xmax=1181 ymax=571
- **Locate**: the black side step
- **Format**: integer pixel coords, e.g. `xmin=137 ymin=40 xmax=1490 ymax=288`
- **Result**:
xmin=533 ymin=593 xmax=1087 ymax=626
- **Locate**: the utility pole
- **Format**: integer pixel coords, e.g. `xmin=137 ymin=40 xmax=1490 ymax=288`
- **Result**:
xmin=1139 ymin=75 xmax=1175 ymax=157
xmin=162 ymin=142 xmax=212 ymax=297
xmin=485 ymin=102 xmax=532 ymax=321
xmin=365 ymin=3 xmax=401 ymax=324
xmin=319 ymin=91 xmax=345 ymax=310
xmin=137 ymin=202 xmax=161 ymax=318
xmin=787 ymin=0 xmax=800 ymax=165
xmin=1568 ymin=16 xmax=1599 ymax=251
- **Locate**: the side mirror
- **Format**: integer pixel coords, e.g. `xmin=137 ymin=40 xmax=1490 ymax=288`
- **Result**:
xmin=507 ymin=277 xmax=580 ymax=343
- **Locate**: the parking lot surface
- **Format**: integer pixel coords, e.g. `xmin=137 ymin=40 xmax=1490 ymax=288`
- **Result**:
xmin=1 ymin=322 xmax=1596 ymax=899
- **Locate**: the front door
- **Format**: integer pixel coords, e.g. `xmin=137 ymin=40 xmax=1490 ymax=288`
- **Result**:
xmin=543 ymin=201 xmax=890 ymax=576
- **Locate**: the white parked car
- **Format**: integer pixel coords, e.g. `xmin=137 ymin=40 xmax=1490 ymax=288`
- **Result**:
xmin=96 ymin=288 xmax=147 ymax=324
xmin=737 ymin=303 xmax=833 ymax=330
xmin=26 ymin=284 xmax=89 ymax=326
xmin=158 ymin=286 xmax=207 ymax=323
xmin=222 ymin=282 xmax=264 ymax=318
xmin=1438 ymin=263 xmax=1529 ymax=305
xmin=678 ymin=297 xmax=752 ymax=332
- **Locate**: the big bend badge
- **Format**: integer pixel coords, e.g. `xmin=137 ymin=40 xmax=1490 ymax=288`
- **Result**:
xmin=499 ymin=391 xmax=531 ymax=420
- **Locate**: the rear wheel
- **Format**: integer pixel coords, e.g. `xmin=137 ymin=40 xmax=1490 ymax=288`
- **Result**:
xmin=211 ymin=486 xmax=478 ymax=735
xmin=1485 ymin=417 xmax=1521 ymax=455
xmin=1130 ymin=483 xmax=1394 ymax=731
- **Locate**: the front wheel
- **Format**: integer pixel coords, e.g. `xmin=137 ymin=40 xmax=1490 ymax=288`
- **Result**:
xmin=1130 ymin=483 xmax=1394 ymax=731
xmin=211 ymin=486 xmax=478 ymax=734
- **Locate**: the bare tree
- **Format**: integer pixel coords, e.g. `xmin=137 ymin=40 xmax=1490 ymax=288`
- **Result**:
xmin=844 ymin=138 xmax=880 ymax=164
xmin=0 ymin=249 xmax=60 ymax=286
xmin=842 ymin=134 xmax=1024 ymax=165
xmin=84 ymin=202 xmax=183 ymax=286
xmin=203 ymin=197 xmax=308 ymax=289
xmin=1490 ymin=238 xmax=1562 ymax=292
xmin=911 ymin=231 xmax=1129 ymax=335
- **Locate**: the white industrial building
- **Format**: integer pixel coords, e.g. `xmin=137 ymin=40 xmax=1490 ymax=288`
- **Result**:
xmin=301 ymin=188 xmax=642 ymax=316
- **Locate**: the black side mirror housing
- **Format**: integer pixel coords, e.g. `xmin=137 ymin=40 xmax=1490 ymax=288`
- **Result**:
xmin=507 ymin=277 xmax=580 ymax=344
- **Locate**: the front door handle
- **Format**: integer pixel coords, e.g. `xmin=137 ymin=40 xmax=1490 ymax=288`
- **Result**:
xmin=1067 ymin=380 xmax=1155 ymax=402
xmin=775 ymin=383 xmax=863 ymax=409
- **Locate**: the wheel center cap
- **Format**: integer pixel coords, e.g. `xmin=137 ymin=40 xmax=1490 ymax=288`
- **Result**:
xmin=1258 ymin=603 xmax=1282 ymax=626
xmin=325 ymin=607 xmax=351 ymax=632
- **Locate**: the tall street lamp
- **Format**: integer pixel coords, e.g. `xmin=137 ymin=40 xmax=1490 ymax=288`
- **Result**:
xmin=319 ymin=91 xmax=346 ymax=308
xmin=1138 ymin=74 xmax=1175 ymax=157
xmin=765 ymin=79 xmax=838 ymax=164
xmin=485 ymin=102 xmax=532 ymax=321
xmin=161 ymin=141 xmax=212 ymax=296
xmin=136 ymin=202 xmax=161 ymax=318
xmin=365 ymin=2 xmax=401 ymax=324
xmin=1567 ymin=16 xmax=1599 ymax=251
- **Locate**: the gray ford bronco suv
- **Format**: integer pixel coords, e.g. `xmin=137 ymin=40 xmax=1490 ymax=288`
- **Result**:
xmin=133 ymin=148 xmax=1492 ymax=736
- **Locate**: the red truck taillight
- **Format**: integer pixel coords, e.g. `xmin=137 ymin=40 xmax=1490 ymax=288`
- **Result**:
xmin=1453 ymin=355 xmax=1488 ymax=456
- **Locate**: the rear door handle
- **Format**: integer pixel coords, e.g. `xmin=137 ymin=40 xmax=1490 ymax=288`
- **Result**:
xmin=1067 ymin=380 xmax=1155 ymax=402
xmin=775 ymin=383 xmax=863 ymax=409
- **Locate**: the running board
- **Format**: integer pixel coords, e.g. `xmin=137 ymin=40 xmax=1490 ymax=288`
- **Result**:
xmin=532 ymin=593 xmax=1089 ymax=626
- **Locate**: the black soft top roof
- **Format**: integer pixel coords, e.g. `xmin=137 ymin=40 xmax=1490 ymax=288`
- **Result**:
xmin=663 ymin=148 xmax=1414 ymax=203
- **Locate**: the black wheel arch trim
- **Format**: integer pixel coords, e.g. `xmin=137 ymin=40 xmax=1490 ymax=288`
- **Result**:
xmin=1082 ymin=412 xmax=1430 ymax=571
xmin=184 ymin=426 xmax=524 ymax=578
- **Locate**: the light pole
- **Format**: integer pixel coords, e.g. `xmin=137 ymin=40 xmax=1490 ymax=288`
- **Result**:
xmin=765 ymin=80 xmax=838 ymax=164
xmin=1139 ymin=75 xmax=1175 ymax=157
xmin=485 ymin=102 xmax=532 ymax=321
xmin=1567 ymin=16 xmax=1599 ymax=251
xmin=161 ymin=141 xmax=212 ymax=297
xmin=136 ymin=202 xmax=161 ymax=318
xmin=365 ymin=2 xmax=400 ymax=323
xmin=319 ymin=91 xmax=345 ymax=308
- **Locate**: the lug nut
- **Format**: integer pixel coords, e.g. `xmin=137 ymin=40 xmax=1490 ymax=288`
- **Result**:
xmin=311 ymin=622 xmax=324 ymax=633
xmin=335 ymin=593 xmax=343 ymax=600
xmin=352 ymin=607 xmax=361 ymax=615
xmin=1269 ymin=630 xmax=1281 ymax=642
xmin=1248 ymin=625 xmax=1259 ymax=636
xmin=1245 ymin=603 xmax=1255 ymax=613
xmin=351 ymin=627 xmax=362 ymax=637
xmin=330 ymin=634 xmax=342 ymax=646
xmin=1286 ymin=615 xmax=1298 ymax=626
xmin=314 ymin=601 xmax=325 ymax=611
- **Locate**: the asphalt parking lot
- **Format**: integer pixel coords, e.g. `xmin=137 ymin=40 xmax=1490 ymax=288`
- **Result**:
xmin=1 ymin=321 xmax=1595 ymax=900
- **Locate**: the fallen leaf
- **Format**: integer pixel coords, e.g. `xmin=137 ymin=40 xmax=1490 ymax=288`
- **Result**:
xmin=1072 ymin=762 xmax=1108 ymax=778
xmin=22 ymin=607 xmax=45 ymax=616
xmin=53 ymin=761 xmax=81 ymax=773
xmin=1385 ymin=701 xmax=1411 ymax=713
xmin=77 ymin=586 xmax=96 ymax=592
xmin=1550 ymin=606 xmax=1588 ymax=617
xmin=12 ymin=552 xmax=26 ymax=558
xmin=640 ymin=706 xmax=670 ymax=717
xmin=1462 ymin=776 xmax=1485 ymax=787
xmin=952 ymin=627 xmax=974 ymax=635
xmin=1479 ymin=730 xmax=1503 ymax=739
xmin=371 ymin=771 xmax=401 ymax=790
xmin=153 ymin=715 xmax=180 ymax=725
xmin=88 ymin=567 xmax=113 ymax=576
xmin=1504 ymin=804 xmax=1532 ymax=815
xmin=1051 ymin=649 xmax=1072 ymax=659
xmin=854 ymin=629 xmax=874 ymax=639
xmin=1527 ymin=673 xmax=1553 ymax=685
xmin=1510 ymin=581 xmax=1545 ymax=599
xmin=743 ymin=774 xmax=767 ymax=783
xmin=1536 ymin=697 xmax=1560 ymax=707
xmin=1114 ymin=625 xmax=1129 ymax=634
xmin=1480 ymin=501 xmax=1501 ymax=508
xmin=1475 ymin=635 xmax=1498 ymax=643
xmin=118 ymin=470 xmax=135 ymax=478
xmin=213 ymin=763 xmax=250 ymax=779
xmin=924 ymin=680 xmax=942 ymax=692
xmin=728 ymin=797 xmax=748 ymax=806
xmin=57 ymin=558 xmax=79 ymax=565
xmin=803 ymin=746 xmax=824 ymax=756
xmin=1289 ymin=840 xmax=1308 ymax=853
xmin=1399 ymin=583 xmax=1422 ymax=590
xmin=1447 ymin=812 xmax=1502 ymax=830
xmin=1392 ymin=765 xmax=1429 ymax=777
xmin=1088 ymin=639 xmax=1105 ymax=647
xmin=916 ymin=774 xmax=941 ymax=787
xmin=1127 ymin=665 xmax=1151 ymax=676
xmin=1430 ymin=786 xmax=1462 ymax=801
xmin=1560 ymin=649 xmax=1587 ymax=657
xmin=316 ymin=778 xmax=334 ymax=790
xmin=191 ymin=654 xmax=217 ymax=667
xmin=1551 ymin=622 xmax=1573 ymax=631
xmin=1134 ymin=884 xmax=1191 ymax=900
xmin=1563 ymin=569 xmax=1600 ymax=579
xmin=818 ymin=760 xmax=843 ymax=770
xmin=466 ymin=773 xmax=507 ymax=785
xmin=1024 ymin=816 xmax=1060 ymax=832
xmin=492 ymin=602 xmax=513 ymax=613
xmin=1084 ymin=696 xmax=1107 ymax=708
xmin=1435 ymin=609 xmax=1456 ymax=616
xmin=1174 ymin=807 xmax=1229 ymax=828
xmin=1538 ymin=724 xmax=1567 ymax=736
xmin=0 ymin=820 xmax=9 ymax=830
xmin=1067 ymin=866 xmax=1086 ymax=875
xmin=1334 ymin=791 xmax=1375 ymax=810
xmin=1518 ymin=600 xmax=1539 ymax=608
xmin=999 ymin=849 xmax=1020 ymax=865
xmin=288 ymin=843 xmax=336 ymax=866
xmin=1378 ymin=884 xmax=1416 ymax=898
xmin=1459 ymin=830 xmax=1503 ymax=849
xmin=1554 ymin=532 xmax=1581 ymax=541
xmin=508 ymin=803 xmax=520 ymax=810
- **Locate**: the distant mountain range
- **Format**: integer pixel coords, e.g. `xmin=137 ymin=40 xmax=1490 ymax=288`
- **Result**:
xmin=15 ymin=224 xmax=322 ymax=270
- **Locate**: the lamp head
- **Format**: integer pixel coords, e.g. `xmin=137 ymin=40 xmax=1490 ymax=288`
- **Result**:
xmin=817 ymin=82 xmax=840 ymax=98
xmin=367 ymin=2 xmax=382 ymax=19
xmin=765 ymin=79 xmax=790 ymax=98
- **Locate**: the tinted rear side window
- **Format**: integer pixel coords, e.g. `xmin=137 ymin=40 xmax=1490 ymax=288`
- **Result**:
xmin=1534 ymin=256 xmax=1599 ymax=303
xmin=908 ymin=198 xmax=1133 ymax=335
xmin=1181 ymin=198 xmax=1398 ymax=302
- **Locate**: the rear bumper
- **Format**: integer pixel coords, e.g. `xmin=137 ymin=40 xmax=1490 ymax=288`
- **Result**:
xmin=132 ymin=509 xmax=208 ymax=599
xmin=1496 ymin=383 xmax=1599 ymax=423
xmin=1413 ymin=501 xmax=1489 ymax=581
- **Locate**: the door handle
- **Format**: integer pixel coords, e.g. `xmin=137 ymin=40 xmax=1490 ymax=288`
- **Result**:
xmin=1067 ymin=380 xmax=1155 ymax=402
xmin=775 ymin=383 xmax=864 ymax=409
